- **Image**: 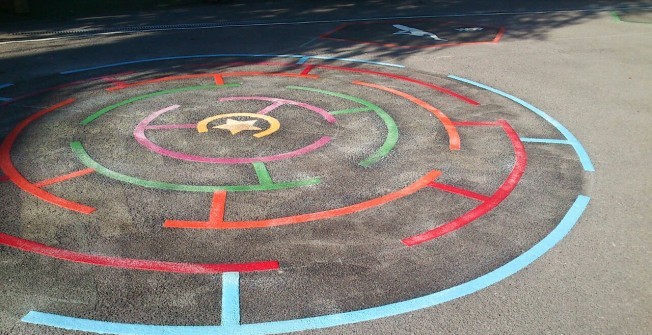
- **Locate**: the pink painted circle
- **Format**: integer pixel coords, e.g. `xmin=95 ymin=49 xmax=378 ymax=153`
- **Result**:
xmin=133 ymin=96 xmax=335 ymax=164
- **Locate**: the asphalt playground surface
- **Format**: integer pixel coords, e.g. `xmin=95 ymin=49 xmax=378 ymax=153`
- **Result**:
xmin=0 ymin=1 xmax=650 ymax=334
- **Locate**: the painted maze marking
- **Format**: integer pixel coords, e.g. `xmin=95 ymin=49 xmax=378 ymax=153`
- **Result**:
xmin=448 ymin=75 xmax=594 ymax=172
xmin=314 ymin=64 xmax=480 ymax=105
xmin=0 ymin=99 xmax=96 ymax=214
xmin=353 ymin=80 xmax=460 ymax=150
xmin=72 ymin=141 xmax=321 ymax=192
xmin=134 ymin=104 xmax=332 ymax=164
xmin=287 ymin=85 xmax=398 ymax=167
xmin=32 ymin=168 xmax=95 ymax=188
xmin=59 ymin=54 xmax=404 ymax=75
xmin=0 ymin=232 xmax=279 ymax=274
xmin=105 ymin=72 xmax=319 ymax=91
xmin=163 ymin=171 xmax=441 ymax=229
xmin=402 ymin=120 xmax=526 ymax=246
xmin=22 ymin=195 xmax=591 ymax=335
xmin=81 ymin=84 xmax=239 ymax=125
xmin=0 ymin=83 xmax=12 ymax=100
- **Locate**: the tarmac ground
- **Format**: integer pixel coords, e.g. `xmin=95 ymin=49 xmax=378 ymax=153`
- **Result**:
xmin=0 ymin=1 xmax=650 ymax=334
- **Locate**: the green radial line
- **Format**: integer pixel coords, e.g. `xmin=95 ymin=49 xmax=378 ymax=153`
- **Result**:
xmin=287 ymin=85 xmax=398 ymax=167
xmin=81 ymin=84 xmax=240 ymax=125
xmin=252 ymin=162 xmax=273 ymax=185
xmin=71 ymin=141 xmax=320 ymax=192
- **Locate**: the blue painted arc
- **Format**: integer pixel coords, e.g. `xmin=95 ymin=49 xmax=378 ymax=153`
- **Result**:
xmin=21 ymin=195 xmax=591 ymax=335
xmin=447 ymin=75 xmax=595 ymax=172
xmin=60 ymin=54 xmax=403 ymax=74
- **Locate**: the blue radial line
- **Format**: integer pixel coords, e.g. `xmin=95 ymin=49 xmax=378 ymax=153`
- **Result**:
xmin=20 ymin=195 xmax=590 ymax=335
xmin=59 ymin=54 xmax=403 ymax=75
xmin=521 ymin=138 xmax=571 ymax=145
xmin=0 ymin=83 xmax=13 ymax=90
xmin=221 ymin=272 xmax=241 ymax=326
xmin=448 ymin=75 xmax=595 ymax=172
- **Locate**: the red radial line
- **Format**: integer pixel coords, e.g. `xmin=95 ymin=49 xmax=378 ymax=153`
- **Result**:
xmin=33 ymin=168 xmax=95 ymax=188
xmin=427 ymin=181 xmax=490 ymax=202
xmin=300 ymin=65 xmax=315 ymax=75
xmin=314 ymin=64 xmax=480 ymax=106
xmin=106 ymin=72 xmax=318 ymax=91
xmin=0 ymin=99 xmax=96 ymax=214
xmin=0 ymin=232 xmax=279 ymax=273
xmin=354 ymin=80 xmax=460 ymax=151
xmin=402 ymin=120 xmax=527 ymax=246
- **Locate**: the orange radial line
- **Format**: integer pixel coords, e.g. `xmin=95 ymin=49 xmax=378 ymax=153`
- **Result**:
xmin=353 ymin=80 xmax=460 ymax=151
xmin=164 ymin=170 xmax=441 ymax=229
xmin=33 ymin=168 xmax=95 ymax=188
xmin=106 ymin=72 xmax=318 ymax=91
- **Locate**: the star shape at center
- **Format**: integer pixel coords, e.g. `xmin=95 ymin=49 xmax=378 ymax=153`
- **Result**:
xmin=213 ymin=119 xmax=262 ymax=135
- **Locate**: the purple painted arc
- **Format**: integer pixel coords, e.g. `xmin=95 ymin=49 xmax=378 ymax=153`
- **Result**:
xmin=219 ymin=96 xmax=336 ymax=123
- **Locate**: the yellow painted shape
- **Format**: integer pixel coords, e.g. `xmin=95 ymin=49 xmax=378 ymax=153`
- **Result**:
xmin=197 ymin=113 xmax=280 ymax=138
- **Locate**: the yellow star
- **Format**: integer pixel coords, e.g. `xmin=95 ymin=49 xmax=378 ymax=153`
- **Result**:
xmin=213 ymin=119 xmax=262 ymax=135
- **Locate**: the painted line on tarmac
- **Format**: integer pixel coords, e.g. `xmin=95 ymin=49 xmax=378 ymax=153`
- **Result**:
xmin=448 ymin=75 xmax=595 ymax=172
xmin=21 ymin=195 xmax=591 ymax=334
xmin=221 ymin=272 xmax=241 ymax=327
xmin=60 ymin=54 xmax=404 ymax=75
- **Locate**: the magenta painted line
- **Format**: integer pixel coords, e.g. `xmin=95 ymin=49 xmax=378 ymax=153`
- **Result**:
xmin=257 ymin=101 xmax=285 ymax=114
xmin=145 ymin=124 xmax=197 ymax=130
xmin=219 ymin=96 xmax=336 ymax=123
xmin=134 ymin=105 xmax=333 ymax=164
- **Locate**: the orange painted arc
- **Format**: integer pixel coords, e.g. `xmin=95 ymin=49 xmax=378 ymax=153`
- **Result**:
xmin=0 ymin=99 xmax=96 ymax=214
xmin=164 ymin=170 xmax=441 ymax=229
xmin=353 ymin=81 xmax=461 ymax=150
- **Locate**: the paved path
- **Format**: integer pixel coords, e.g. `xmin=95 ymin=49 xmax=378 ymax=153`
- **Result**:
xmin=0 ymin=1 xmax=650 ymax=334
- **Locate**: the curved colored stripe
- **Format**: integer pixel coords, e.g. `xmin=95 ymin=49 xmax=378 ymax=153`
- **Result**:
xmin=195 ymin=113 xmax=281 ymax=138
xmin=287 ymin=86 xmax=398 ymax=167
xmin=71 ymin=141 xmax=320 ymax=191
xmin=219 ymin=96 xmax=336 ymax=123
xmin=314 ymin=65 xmax=479 ymax=105
xmin=0 ymin=232 xmax=278 ymax=274
xmin=0 ymin=99 xmax=96 ymax=214
xmin=134 ymin=106 xmax=331 ymax=164
xmin=164 ymin=170 xmax=440 ymax=229
xmin=81 ymin=84 xmax=239 ymax=125
xmin=448 ymin=75 xmax=594 ymax=172
xmin=402 ymin=120 xmax=526 ymax=246
xmin=353 ymin=81 xmax=460 ymax=150
xmin=106 ymin=72 xmax=318 ymax=91
xmin=60 ymin=54 xmax=403 ymax=75
xmin=22 ymin=195 xmax=590 ymax=334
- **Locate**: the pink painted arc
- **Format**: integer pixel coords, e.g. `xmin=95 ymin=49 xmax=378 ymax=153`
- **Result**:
xmin=134 ymin=105 xmax=333 ymax=164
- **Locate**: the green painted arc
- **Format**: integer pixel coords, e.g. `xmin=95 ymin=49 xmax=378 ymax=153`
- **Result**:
xmin=330 ymin=107 xmax=372 ymax=115
xmin=71 ymin=142 xmax=320 ymax=192
xmin=81 ymin=84 xmax=240 ymax=125
xmin=287 ymin=85 xmax=398 ymax=167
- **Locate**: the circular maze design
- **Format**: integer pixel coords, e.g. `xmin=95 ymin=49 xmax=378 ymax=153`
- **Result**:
xmin=0 ymin=55 xmax=593 ymax=334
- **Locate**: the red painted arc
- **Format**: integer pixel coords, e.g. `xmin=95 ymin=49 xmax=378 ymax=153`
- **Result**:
xmin=0 ymin=99 xmax=96 ymax=214
xmin=0 ymin=232 xmax=279 ymax=273
xmin=106 ymin=72 xmax=318 ymax=91
xmin=402 ymin=120 xmax=527 ymax=246
xmin=313 ymin=64 xmax=480 ymax=106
